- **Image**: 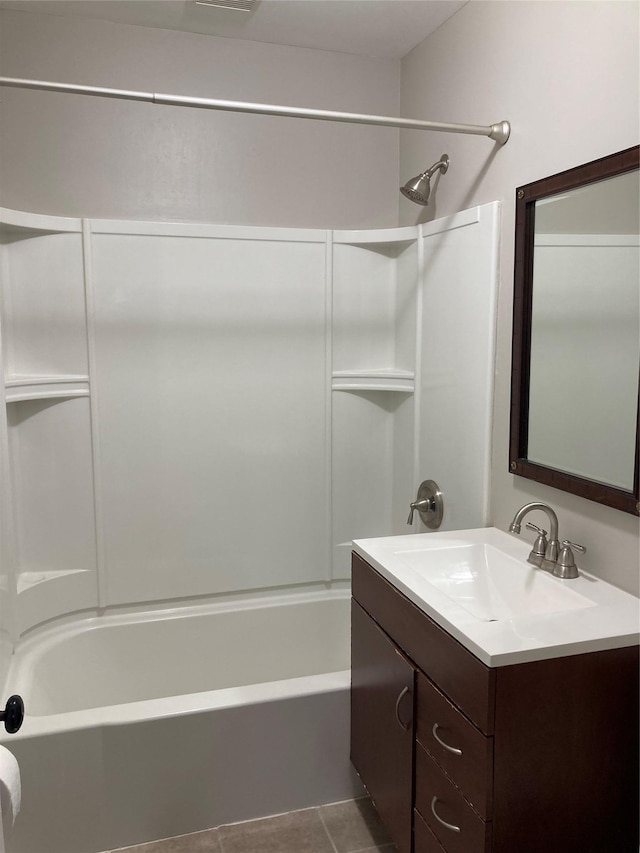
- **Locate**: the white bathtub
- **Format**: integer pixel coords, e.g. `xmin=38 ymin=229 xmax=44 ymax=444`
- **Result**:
xmin=1 ymin=589 xmax=362 ymax=853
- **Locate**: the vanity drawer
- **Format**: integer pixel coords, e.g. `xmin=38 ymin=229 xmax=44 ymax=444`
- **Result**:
xmin=416 ymin=671 xmax=493 ymax=819
xmin=352 ymin=553 xmax=495 ymax=733
xmin=415 ymin=744 xmax=492 ymax=853
xmin=414 ymin=809 xmax=447 ymax=853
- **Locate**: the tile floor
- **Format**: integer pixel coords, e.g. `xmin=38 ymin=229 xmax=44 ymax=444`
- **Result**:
xmin=107 ymin=797 xmax=396 ymax=853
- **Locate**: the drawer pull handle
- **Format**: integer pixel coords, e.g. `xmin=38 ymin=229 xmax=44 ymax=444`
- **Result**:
xmin=394 ymin=686 xmax=411 ymax=732
xmin=431 ymin=796 xmax=461 ymax=833
xmin=432 ymin=723 xmax=463 ymax=756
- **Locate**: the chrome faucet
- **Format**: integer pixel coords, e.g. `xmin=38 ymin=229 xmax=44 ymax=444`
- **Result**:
xmin=509 ymin=502 xmax=561 ymax=574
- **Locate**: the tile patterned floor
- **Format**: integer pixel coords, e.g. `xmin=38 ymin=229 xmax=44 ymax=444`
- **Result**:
xmin=107 ymin=797 xmax=396 ymax=853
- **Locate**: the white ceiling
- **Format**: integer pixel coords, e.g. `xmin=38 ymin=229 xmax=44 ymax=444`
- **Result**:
xmin=0 ymin=0 xmax=468 ymax=58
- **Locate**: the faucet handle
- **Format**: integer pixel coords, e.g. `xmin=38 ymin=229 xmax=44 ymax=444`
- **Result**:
xmin=555 ymin=540 xmax=586 ymax=579
xmin=525 ymin=523 xmax=547 ymax=567
xmin=561 ymin=539 xmax=586 ymax=554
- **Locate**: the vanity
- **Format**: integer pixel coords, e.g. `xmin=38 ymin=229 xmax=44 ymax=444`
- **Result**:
xmin=350 ymin=528 xmax=640 ymax=853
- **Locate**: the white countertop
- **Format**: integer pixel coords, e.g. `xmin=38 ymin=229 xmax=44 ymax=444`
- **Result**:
xmin=353 ymin=527 xmax=640 ymax=667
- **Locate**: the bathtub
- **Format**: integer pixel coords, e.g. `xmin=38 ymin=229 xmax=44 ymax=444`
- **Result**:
xmin=1 ymin=589 xmax=362 ymax=853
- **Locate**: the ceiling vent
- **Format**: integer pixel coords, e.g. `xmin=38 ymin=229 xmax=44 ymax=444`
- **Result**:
xmin=195 ymin=0 xmax=256 ymax=11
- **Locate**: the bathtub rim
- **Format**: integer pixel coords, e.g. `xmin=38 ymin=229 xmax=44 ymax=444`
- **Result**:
xmin=0 ymin=668 xmax=352 ymax=741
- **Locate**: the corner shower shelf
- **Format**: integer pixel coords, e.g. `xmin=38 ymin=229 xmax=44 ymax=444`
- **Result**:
xmin=15 ymin=568 xmax=96 ymax=635
xmin=333 ymin=226 xmax=418 ymax=253
xmin=17 ymin=568 xmax=89 ymax=594
xmin=331 ymin=369 xmax=414 ymax=393
xmin=0 ymin=207 xmax=82 ymax=240
xmin=4 ymin=374 xmax=90 ymax=402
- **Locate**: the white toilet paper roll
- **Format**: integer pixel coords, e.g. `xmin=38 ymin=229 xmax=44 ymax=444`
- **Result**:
xmin=0 ymin=745 xmax=21 ymax=850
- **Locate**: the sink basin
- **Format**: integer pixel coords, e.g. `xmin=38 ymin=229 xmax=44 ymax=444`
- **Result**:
xmin=393 ymin=542 xmax=595 ymax=622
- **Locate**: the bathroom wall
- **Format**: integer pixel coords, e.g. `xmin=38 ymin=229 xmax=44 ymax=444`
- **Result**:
xmin=400 ymin=0 xmax=640 ymax=594
xmin=0 ymin=8 xmax=400 ymax=229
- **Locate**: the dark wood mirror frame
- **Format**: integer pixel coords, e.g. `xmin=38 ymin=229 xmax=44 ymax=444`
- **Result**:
xmin=510 ymin=145 xmax=640 ymax=515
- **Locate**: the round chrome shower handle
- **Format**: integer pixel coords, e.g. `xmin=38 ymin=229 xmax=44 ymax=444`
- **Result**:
xmin=431 ymin=796 xmax=461 ymax=833
xmin=394 ymin=686 xmax=411 ymax=732
xmin=432 ymin=723 xmax=463 ymax=756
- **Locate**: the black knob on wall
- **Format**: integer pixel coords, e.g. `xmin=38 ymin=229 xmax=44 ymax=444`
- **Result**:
xmin=1 ymin=695 xmax=24 ymax=734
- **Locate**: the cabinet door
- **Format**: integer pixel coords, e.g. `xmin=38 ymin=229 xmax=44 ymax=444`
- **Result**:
xmin=351 ymin=599 xmax=415 ymax=853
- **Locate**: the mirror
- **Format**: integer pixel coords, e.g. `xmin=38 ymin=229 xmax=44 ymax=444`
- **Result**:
xmin=510 ymin=146 xmax=639 ymax=515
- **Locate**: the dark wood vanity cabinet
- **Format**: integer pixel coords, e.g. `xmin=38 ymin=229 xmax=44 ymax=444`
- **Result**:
xmin=351 ymin=599 xmax=416 ymax=853
xmin=350 ymin=552 xmax=640 ymax=853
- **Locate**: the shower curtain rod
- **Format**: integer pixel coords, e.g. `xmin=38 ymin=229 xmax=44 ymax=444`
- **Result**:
xmin=0 ymin=76 xmax=511 ymax=144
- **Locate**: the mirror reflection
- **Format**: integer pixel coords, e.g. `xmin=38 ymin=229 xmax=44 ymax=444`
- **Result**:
xmin=510 ymin=146 xmax=639 ymax=513
xmin=527 ymin=170 xmax=640 ymax=490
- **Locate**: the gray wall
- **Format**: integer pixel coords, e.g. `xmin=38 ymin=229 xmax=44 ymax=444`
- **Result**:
xmin=0 ymin=9 xmax=400 ymax=229
xmin=400 ymin=0 xmax=639 ymax=594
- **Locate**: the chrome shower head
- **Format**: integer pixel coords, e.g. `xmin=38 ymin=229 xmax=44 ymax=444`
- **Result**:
xmin=400 ymin=154 xmax=450 ymax=205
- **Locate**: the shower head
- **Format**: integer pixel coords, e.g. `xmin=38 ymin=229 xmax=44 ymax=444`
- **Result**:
xmin=400 ymin=154 xmax=450 ymax=206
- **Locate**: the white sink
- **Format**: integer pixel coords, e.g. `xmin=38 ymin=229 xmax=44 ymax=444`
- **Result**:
xmin=393 ymin=542 xmax=594 ymax=622
xmin=353 ymin=527 xmax=640 ymax=666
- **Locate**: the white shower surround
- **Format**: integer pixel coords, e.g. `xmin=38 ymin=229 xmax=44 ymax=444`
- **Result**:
xmin=0 ymin=203 xmax=500 ymax=852
xmin=0 ymin=203 xmax=500 ymax=640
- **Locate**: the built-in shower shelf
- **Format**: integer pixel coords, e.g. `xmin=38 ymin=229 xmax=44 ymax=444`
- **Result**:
xmin=0 ymin=207 xmax=82 ymax=241
xmin=333 ymin=226 xmax=418 ymax=255
xmin=17 ymin=568 xmax=89 ymax=594
xmin=15 ymin=568 xmax=96 ymax=634
xmin=4 ymin=374 xmax=90 ymax=402
xmin=331 ymin=369 xmax=414 ymax=393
